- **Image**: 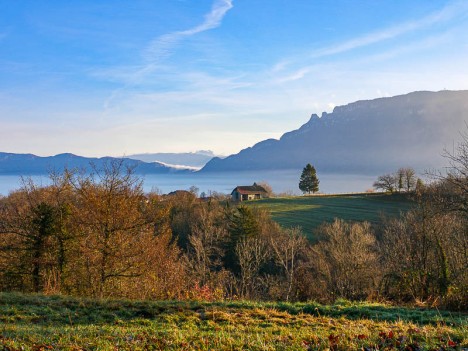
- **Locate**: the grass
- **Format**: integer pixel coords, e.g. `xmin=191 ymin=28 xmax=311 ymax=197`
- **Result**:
xmin=1 ymin=292 xmax=467 ymax=350
xmin=246 ymin=193 xmax=413 ymax=239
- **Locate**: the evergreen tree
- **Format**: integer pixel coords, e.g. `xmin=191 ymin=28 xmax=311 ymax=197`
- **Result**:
xmin=224 ymin=205 xmax=260 ymax=273
xmin=299 ymin=163 xmax=319 ymax=194
xmin=30 ymin=202 xmax=59 ymax=293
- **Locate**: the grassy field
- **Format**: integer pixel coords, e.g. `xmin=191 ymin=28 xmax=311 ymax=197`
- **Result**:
xmin=0 ymin=293 xmax=466 ymax=350
xmin=246 ymin=193 xmax=414 ymax=239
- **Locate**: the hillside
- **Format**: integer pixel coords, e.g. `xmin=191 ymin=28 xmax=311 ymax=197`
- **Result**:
xmin=0 ymin=152 xmax=188 ymax=175
xmin=1 ymin=293 xmax=466 ymax=350
xmin=202 ymin=90 xmax=468 ymax=174
xmin=246 ymin=193 xmax=413 ymax=239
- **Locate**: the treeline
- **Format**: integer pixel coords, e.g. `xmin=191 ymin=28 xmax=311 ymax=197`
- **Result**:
xmin=373 ymin=167 xmax=423 ymax=193
xmin=0 ymin=161 xmax=466 ymax=309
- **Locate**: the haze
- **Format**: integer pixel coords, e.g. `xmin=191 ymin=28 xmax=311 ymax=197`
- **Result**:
xmin=1 ymin=0 xmax=468 ymax=157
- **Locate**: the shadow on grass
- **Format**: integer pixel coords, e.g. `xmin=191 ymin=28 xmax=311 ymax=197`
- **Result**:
xmin=1 ymin=293 xmax=465 ymax=328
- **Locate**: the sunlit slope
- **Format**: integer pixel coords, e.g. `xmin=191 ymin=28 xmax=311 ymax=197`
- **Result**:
xmin=203 ymin=90 xmax=468 ymax=174
xmin=246 ymin=193 xmax=413 ymax=239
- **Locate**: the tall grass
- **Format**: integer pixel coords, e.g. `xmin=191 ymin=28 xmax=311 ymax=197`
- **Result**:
xmin=1 ymin=292 xmax=466 ymax=350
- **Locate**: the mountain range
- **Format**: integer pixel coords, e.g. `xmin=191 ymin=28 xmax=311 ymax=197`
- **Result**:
xmin=202 ymin=90 xmax=468 ymax=174
xmin=2 ymin=90 xmax=467 ymax=177
xmin=0 ymin=153 xmax=183 ymax=175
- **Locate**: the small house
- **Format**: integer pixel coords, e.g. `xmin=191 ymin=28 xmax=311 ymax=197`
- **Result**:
xmin=231 ymin=183 xmax=267 ymax=202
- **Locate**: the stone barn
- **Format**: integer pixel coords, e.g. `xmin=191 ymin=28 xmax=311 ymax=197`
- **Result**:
xmin=231 ymin=183 xmax=267 ymax=202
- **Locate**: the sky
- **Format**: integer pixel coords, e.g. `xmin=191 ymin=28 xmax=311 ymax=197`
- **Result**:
xmin=1 ymin=0 xmax=468 ymax=157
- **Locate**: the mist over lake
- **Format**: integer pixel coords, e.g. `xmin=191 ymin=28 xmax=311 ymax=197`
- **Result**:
xmin=0 ymin=171 xmax=376 ymax=196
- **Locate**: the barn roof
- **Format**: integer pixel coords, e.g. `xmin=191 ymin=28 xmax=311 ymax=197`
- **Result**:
xmin=231 ymin=184 xmax=267 ymax=195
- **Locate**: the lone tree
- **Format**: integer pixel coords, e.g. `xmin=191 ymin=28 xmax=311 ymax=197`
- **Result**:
xmin=299 ymin=163 xmax=319 ymax=194
xmin=373 ymin=173 xmax=397 ymax=193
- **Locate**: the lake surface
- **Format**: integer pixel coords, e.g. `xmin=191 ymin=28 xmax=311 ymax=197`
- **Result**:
xmin=0 ymin=170 xmax=377 ymax=196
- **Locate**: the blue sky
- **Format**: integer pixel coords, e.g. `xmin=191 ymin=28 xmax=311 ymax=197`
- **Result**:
xmin=1 ymin=0 xmax=467 ymax=157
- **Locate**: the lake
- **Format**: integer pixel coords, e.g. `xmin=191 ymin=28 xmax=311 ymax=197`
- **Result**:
xmin=0 ymin=170 xmax=377 ymax=196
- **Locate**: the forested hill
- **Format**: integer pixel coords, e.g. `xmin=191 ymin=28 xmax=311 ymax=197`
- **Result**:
xmin=202 ymin=90 xmax=468 ymax=174
xmin=0 ymin=152 xmax=185 ymax=175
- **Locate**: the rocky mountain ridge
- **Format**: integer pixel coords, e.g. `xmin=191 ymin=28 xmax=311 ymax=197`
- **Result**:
xmin=202 ymin=90 xmax=468 ymax=174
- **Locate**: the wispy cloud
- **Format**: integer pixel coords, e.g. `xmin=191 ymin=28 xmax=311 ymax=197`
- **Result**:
xmin=268 ymin=0 xmax=468 ymax=88
xmin=309 ymin=0 xmax=468 ymax=59
xmin=143 ymin=0 xmax=233 ymax=63
xmin=99 ymin=0 xmax=234 ymax=108
xmin=271 ymin=60 xmax=290 ymax=73
xmin=359 ymin=29 xmax=457 ymax=65
xmin=126 ymin=0 xmax=233 ymax=84
xmin=275 ymin=68 xmax=311 ymax=83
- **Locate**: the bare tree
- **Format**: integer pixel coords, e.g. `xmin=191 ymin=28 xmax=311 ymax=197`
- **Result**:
xmin=269 ymin=227 xmax=307 ymax=301
xmin=402 ymin=167 xmax=417 ymax=192
xmin=435 ymin=132 xmax=468 ymax=215
xmin=311 ymin=219 xmax=379 ymax=301
xmin=236 ymin=237 xmax=268 ymax=299
xmin=374 ymin=168 xmax=417 ymax=193
xmin=373 ymin=174 xmax=397 ymax=193
xmin=380 ymin=193 xmax=466 ymax=307
xmin=188 ymin=205 xmax=227 ymax=287
xmin=257 ymin=181 xmax=273 ymax=198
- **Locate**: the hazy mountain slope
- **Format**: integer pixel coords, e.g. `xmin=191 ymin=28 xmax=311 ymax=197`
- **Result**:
xmin=0 ymin=153 xmax=181 ymax=175
xmin=128 ymin=150 xmax=215 ymax=168
xmin=202 ymin=90 xmax=468 ymax=174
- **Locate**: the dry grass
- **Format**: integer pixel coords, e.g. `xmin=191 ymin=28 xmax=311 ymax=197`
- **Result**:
xmin=0 ymin=293 xmax=466 ymax=350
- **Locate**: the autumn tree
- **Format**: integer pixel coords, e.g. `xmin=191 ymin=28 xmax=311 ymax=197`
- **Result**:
xmin=0 ymin=178 xmax=73 ymax=293
xmin=299 ymin=163 xmax=319 ymax=194
xmin=65 ymin=160 xmax=187 ymax=298
xmin=0 ymin=193 xmax=55 ymax=292
xmin=311 ymin=219 xmax=379 ymax=301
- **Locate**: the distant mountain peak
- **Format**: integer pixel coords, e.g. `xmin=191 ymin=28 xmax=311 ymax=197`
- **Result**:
xmin=202 ymin=90 xmax=468 ymax=174
xmin=0 ymin=152 xmax=189 ymax=175
xmin=128 ymin=151 xmax=216 ymax=168
xmin=194 ymin=150 xmax=216 ymax=156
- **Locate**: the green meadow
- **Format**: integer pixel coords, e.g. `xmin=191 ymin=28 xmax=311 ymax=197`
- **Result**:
xmin=246 ymin=193 xmax=414 ymax=239
xmin=1 ymin=293 xmax=466 ymax=351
